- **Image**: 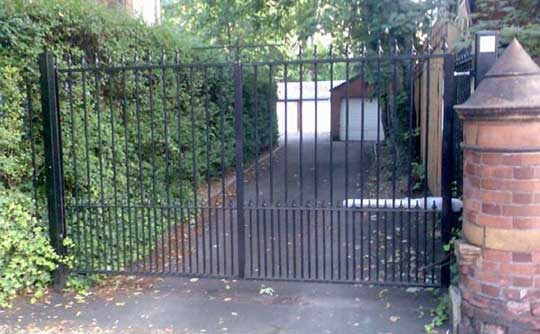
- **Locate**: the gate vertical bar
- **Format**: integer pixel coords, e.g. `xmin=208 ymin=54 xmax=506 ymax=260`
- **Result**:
xmin=441 ymin=53 xmax=456 ymax=287
xmin=39 ymin=52 xmax=66 ymax=289
xmin=234 ymin=49 xmax=246 ymax=278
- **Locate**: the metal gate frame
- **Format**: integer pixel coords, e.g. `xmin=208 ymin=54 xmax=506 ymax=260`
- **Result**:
xmin=38 ymin=45 xmax=458 ymax=288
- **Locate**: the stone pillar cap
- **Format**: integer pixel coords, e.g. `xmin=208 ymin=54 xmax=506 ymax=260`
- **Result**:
xmin=455 ymin=39 xmax=540 ymax=121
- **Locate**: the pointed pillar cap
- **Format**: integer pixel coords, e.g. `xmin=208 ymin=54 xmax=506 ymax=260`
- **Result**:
xmin=455 ymin=39 xmax=540 ymax=121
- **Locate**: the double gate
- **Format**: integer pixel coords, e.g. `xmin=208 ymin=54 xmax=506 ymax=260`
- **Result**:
xmin=37 ymin=45 xmax=457 ymax=288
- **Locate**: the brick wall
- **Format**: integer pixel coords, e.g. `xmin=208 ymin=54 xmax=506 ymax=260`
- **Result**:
xmin=455 ymin=39 xmax=540 ymax=334
xmin=457 ymin=123 xmax=540 ymax=334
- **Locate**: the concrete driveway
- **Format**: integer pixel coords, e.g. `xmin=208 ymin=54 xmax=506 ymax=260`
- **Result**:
xmin=0 ymin=276 xmax=445 ymax=334
xmin=243 ymin=132 xmax=374 ymax=205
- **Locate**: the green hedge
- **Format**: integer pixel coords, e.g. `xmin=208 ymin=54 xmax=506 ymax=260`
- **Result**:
xmin=0 ymin=0 xmax=277 ymax=306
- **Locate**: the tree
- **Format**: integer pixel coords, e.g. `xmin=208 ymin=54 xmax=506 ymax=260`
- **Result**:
xmin=162 ymin=0 xmax=319 ymax=59
xmin=467 ymin=0 xmax=540 ymax=60
xmin=162 ymin=0 xmax=448 ymax=58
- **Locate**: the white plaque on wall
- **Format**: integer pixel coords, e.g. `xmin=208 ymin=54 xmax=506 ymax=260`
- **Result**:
xmin=479 ymin=35 xmax=496 ymax=53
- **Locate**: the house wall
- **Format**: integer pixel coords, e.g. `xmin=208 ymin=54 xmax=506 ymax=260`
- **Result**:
xmin=95 ymin=0 xmax=160 ymax=25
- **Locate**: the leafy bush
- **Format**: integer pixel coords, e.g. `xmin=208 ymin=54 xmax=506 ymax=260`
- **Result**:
xmin=0 ymin=189 xmax=59 ymax=308
xmin=0 ymin=0 xmax=277 ymax=306
xmin=0 ymin=64 xmax=59 ymax=307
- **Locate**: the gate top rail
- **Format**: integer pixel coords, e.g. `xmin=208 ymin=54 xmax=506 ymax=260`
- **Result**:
xmin=54 ymin=52 xmax=453 ymax=73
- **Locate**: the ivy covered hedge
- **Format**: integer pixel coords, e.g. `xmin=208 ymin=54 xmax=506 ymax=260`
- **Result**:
xmin=0 ymin=0 xmax=277 ymax=306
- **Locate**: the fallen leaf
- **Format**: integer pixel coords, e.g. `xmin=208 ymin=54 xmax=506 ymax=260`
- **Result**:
xmin=406 ymin=287 xmax=420 ymax=293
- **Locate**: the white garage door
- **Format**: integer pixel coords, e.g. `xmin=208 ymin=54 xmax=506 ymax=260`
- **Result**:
xmin=339 ymin=98 xmax=383 ymax=141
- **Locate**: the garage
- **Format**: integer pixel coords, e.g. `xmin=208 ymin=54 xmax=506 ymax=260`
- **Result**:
xmin=330 ymin=75 xmax=382 ymax=141
xmin=338 ymin=98 xmax=383 ymax=141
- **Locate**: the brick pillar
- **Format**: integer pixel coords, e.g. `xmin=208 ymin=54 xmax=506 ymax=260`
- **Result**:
xmin=455 ymin=39 xmax=540 ymax=334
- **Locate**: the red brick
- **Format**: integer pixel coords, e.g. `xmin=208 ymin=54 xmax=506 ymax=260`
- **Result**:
xmin=465 ymin=162 xmax=477 ymax=176
xmin=502 ymin=154 xmax=540 ymax=166
xmin=513 ymin=193 xmax=534 ymax=204
xmin=481 ymin=260 xmax=500 ymax=272
xmin=481 ymin=190 xmax=513 ymax=204
xmin=477 ymin=271 xmax=511 ymax=286
xmin=519 ymin=154 xmax=540 ymax=166
xmin=513 ymin=217 xmax=540 ymax=229
xmin=483 ymin=249 xmax=512 ymax=263
xmin=514 ymin=167 xmax=538 ymax=179
xmin=527 ymin=289 xmax=540 ymax=300
xmin=513 ymin=276 xmax=534 ymax=287
xmin=502 ymin=154 xmax=523 ymax=166
xmin=480 ymin=323 xmax=506 ymax=334
xmin=493 ymin=166 xmax=514 ymax=178
xmin=477 ymin=165 xmax=512 ymax=178
xmin=504 ymin=180 xmax=540 ymax=192
xmin=532 ymin=302 xmax=540 ymax=316
xmin=513 ymin=252 xmax=533 ymax=263
xmin=465 ymin=211 xmax=478 ymax=224
xmin=500 ymin=263 xmax=538 ymax=276
xmin=464 ymin=199 xmax=482 ymax=212
xmin=470 ymin=151 xmax=482 ymax=163
xmin=482 ymin=153 xmax=503 ymax=165
xmin=502 ymin=287 xmax=528 ymax=301
xmin=460 ymin=265 xmax=473 ymax=276
xmin=481 ymin=178 xmax=505 ymax=191
xmin=469 ymin=176 xmax=481 ymax=188
xmin=506 ymin=301 xmax=531 ymax=316
xmin=503 ymin=205 xmax=540 ymax=217
xmin=481 ymin=283 xmax=500 ymax=297
xmin=470 ymin=293 xmax=493 ymax=309
xmin=476 ymin=214 xmax=513 ymax=228
xmin=462 ymin=276 xmax=482 ymax=291
xmin=482 ymin=203 xmax=502 ymax=215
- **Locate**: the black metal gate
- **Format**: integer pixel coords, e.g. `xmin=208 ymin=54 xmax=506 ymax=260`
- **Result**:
xmin=37 ymin=43 xmax=457 ymax=288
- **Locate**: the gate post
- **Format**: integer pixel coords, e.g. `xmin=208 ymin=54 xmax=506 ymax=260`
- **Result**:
xmin=441 ymin=53 xmax=457 ymax=287
xmin=474 ymin=31 xmax=498 ymax=88
xmin=454 ymin=39 xmax=540 ymax=334
xmin=39 ymin=52 xmax=66 ymax=290
xmin=233 ymin=49 xmax=246 ymax=278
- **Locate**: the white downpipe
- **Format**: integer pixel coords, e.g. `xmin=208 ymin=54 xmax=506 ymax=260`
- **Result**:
xmin=343 ymin=197 xmax=463 ymax=213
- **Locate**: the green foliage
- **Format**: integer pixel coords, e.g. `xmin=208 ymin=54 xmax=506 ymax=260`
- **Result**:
xmin=424 ymin=292 xmax=449 ymax=333
xmin=315 ymin=0 xmax=444 ymax=52
xmin=424 ymin=228 xmax=462 ymax=333
xmin=466 ymin=0 xmax=540 ymax=60
xmin=163 ymin=0 xmax=446 ymax=58
xmin=162 ymin=0 xmax=318 ymax=58
xmin=0 ymin=0 xmax=276 ymax=306
xmin=0 ymin=188 xmax=59 ymax=308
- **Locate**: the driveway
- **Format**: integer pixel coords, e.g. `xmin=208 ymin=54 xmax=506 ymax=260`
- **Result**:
xmin=243 ymin=132 xmax=374 ymax=205
xmin=137 ymin=132 xmax=440 ymax=285
xmin=0 ymin=276 xmax=445 ymax=334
